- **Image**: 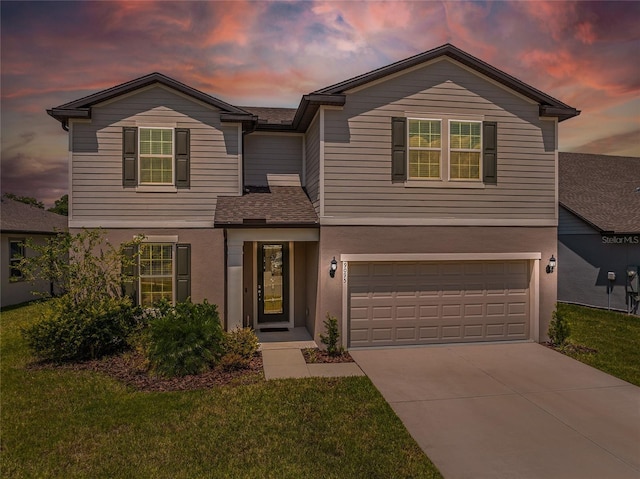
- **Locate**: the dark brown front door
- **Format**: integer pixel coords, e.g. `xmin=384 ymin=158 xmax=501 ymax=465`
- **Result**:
xmin=257 ymin=243 xmax=289 ymax=323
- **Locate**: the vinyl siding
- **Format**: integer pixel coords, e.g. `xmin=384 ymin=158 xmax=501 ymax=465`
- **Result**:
xmin=558 ymin=206 xmax=598 ymax=235
xmin=244 ymin=134 xmax=303 ymax=186
xmin=70 ymin=85 xmax=240 ymax=225
xmin=322 ymin=58 xmax=557 ymax=220
xmin=305 ymin=114 xmax=321 ymax=213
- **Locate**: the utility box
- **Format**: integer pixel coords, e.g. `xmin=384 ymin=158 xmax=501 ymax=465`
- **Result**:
xmin=608 ymin=271 xmax=616 ymax=281
xmin=628 ymin=266 xmax=639 ymax=294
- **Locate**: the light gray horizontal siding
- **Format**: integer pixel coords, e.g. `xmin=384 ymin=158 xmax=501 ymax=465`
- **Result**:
xmin=244 ymin=134 xmax=302 ymax=186
xmin=558 ymin=206 xmax=598 ymax=235
xmin=323 ymin=59 xmax=557 ymax=220
xmin=305 ymin=114 xmax=320 ymax=213
xmin=71 ymin=86 xmax=240 ymax=224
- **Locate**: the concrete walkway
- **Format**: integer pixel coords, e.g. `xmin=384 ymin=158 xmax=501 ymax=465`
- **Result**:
xmin=261 ymin=347 xmax=365 ymax=380
xmin=351 ymin=343 xmax=640 ymax=479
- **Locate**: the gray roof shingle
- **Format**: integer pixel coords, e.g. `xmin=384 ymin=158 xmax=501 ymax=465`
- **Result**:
xmin=214 ymin=187 xmax=318 ymax=227
xmin=1 ymin=198 xmax=68 ymax=233
xmin=559 ymin=152 xmax=640 ymax=233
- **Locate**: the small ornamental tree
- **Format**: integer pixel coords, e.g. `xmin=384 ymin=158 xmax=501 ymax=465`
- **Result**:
xmin=320 ymin=313 xmax=344 ymax=357
xmin=19 ymin=229 xmax=145 ymax=362
xmin=548 ymin=309 xmax=571 ymax=347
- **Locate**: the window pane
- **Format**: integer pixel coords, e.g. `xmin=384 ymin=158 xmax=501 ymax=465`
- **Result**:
xmin=450 ymin=151 xmax=480 ymax=179
xmin=409 ymin=120 xmax=441 ymax=148
xmin=140 ymin=157 xmax=172 ymax=184
xmin=140 ymin=278 xmax=173 ymax=307
xmin=140 ymin=244 xmax=173 ymax=306
xmin=409 ymin=150 xmax=440 ymax=179
xmin=450 ymin=121 xmax=481 ymax=151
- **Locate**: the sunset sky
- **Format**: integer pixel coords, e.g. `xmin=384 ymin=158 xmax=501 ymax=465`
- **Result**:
xmin=1 ymin=0 xmax=638 ymax=207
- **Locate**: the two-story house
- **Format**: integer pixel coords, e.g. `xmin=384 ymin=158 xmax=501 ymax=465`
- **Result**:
xmin=48 ymin=44 xmax=579 ymax=347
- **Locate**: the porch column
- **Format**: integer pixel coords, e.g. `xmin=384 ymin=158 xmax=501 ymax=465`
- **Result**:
xmin=227 ymin=239 xmax=244 ymax=330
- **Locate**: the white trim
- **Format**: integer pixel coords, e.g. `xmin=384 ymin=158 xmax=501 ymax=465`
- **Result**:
xmin=237 ymin=124 xmax=243 ymax=195
xmin=134 ymin=120 xmax=178 ymax=128
xmin=142 ymin=235 xmax=179 ymax=243
xmin=138 ymin=126 xmax=175 ymax=186
xmin=320 ymin=217 xmax=557 ymax=227
xmin=319 ymin=106 xmax=325 ymax=218
xmin=135 ymin=186 xmax=178 ymax=193
xmin=341 ymin=260 xmax=349 ymax=349
xmin=340 ymin=252 xmax=542 ymax=262
xmin=531 ymin=259 xmax=540 ymax=342
xmin=69 ymin=219 xmax=216 ymax=228
xmin=226 ymin=228 xmax=319 ymax=242
xmin=344 ymin=56 xmax=538 ymax=106
xmin=68 ymin=122 xmax=74 ymax=222
xmin=404 ymin=180 xmax=485 ymax=189
xmin=138 ymin=242 xmax=176 ymax=307
xmin=252 ymin=242 xmax=258 ymax=327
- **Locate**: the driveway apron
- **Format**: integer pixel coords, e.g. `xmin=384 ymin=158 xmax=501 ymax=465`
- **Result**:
xmin=351 ymin=343 xmax=640 ymax=479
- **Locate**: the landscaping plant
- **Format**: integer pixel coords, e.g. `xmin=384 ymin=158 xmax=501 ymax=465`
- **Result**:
xmin=548 ymin=308 xmax=571 ymax=347
xmin=320 ymin=312 xmax=344 ymax=357
xmin=219 ymin=327 xmax=260 ymax=370
xmin=146 ymin=299 xmax=224 ymax=377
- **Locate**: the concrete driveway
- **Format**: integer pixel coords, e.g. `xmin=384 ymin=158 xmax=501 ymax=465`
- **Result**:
xmin=351 ymin=343 xmax=639 ymax=479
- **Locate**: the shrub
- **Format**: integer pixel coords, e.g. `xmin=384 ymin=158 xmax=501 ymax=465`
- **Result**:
xmin=23 ymin=295 xmax=141 ymax=362
xmin=146 ymin=299 xmax=224 ymax=377
xmin=220 ymin=327 xmax=259 ymax=370
xmin=548 ymin=309 xmax=571 ymax=346
xmin=320 ymin=313 xmax=344 ymax=357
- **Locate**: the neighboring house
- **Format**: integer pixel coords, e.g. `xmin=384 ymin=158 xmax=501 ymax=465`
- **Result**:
xmin=558 ymin=152 xmax=640 ymax=314
xmin=1 ymin=197 xmax=68 ymax=308
xmin=47 ymin=43 xmax=579 ymax=347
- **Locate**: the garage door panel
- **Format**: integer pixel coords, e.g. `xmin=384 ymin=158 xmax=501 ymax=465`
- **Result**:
xmin=349 ymin=260 xmax=531 ymax=347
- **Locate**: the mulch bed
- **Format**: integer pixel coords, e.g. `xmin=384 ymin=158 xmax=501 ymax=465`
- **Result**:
xmin=302 ymin=348 xmax=355 ymax=364
xmin=28 ymin=352 xmax=264 ymax=392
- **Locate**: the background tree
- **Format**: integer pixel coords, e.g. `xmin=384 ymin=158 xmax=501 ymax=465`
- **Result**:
xmin=48 ymin=194 xmax=68 ymax=216
xmin=3 ymin=192 xmax=44 ymax=209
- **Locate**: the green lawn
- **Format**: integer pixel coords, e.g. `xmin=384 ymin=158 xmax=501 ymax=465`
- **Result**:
xmin=1 ymin=302 xmax=441 ymax=479
xmin=557 ymin=303 xmax=640 ymax=386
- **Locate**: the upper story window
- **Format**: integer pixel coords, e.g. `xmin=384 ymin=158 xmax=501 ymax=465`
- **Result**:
xmin=122 ymin=127 xmax=190 ymax=189
xmin=392 ymin=116 xmax=497 ymax=186
xmin=9 ymin=239 xmax=25 ymax=280
xmin=139 ymin=128 xmax=174 ymax=184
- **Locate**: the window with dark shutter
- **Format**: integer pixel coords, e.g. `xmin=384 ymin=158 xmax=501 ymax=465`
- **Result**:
xmin=176 ymin=243 xmax=191 ymax=302
xmin=122 ymin=127 xmax=138 ymax=187
xmin=482 ymin=121 xmax=498 ymax=184
xmin=391 ymin=117 xmax=407 ymax=182
xmin=175 ymin=129 xmax=190 ymax=188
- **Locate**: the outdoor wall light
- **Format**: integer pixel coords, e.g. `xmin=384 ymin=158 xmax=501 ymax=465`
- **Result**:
xmin=546 ymin=255 xmax=556 ymax=274
xmin=329 ymin=257 xmax=338 ymax=278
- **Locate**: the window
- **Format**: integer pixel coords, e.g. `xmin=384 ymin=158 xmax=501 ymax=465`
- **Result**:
xmin=139 ymin=128 xmax=173 ymax=184
xmin=139 ymin=243 xmax=173 ymax=306
xmin=408 ymin=119 xmax=441 ymax=179
xmin=449 ymin=121 xmax=481 ymax=180
xmin=122 ymin=127 xmax=190 ymax=188
xmin=9 ymin=239 xmax=25 ymax=280
xmin=393 ymin=116 xmax=496 ymax=185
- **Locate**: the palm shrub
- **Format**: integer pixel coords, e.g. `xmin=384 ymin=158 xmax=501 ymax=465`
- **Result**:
xmin=146 ymin=299 xmax=224 ymax=377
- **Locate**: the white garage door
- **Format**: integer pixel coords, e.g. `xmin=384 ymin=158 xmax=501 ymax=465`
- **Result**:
xmin=349 ymin=260 xmax=531 ymax=347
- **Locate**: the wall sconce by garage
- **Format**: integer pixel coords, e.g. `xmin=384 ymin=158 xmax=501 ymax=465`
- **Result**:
xmin=329 ymin=257 xmax=338 ymax=278
xmin=546 ymin=255 xmax=556 ymax=274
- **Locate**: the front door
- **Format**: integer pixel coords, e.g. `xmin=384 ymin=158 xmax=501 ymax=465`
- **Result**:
xmin=257 ymin=243 xmax=289 ymax=324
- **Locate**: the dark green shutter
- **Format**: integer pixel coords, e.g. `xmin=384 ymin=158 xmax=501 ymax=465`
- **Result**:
xmin=176 ymin=244 xmax=191 ymax=302
xmin=483 ymin=121 xmax=498 ymax=184
xmin=391 ymin=117 xmax=407 ymax=182
xmin=175 ymin=129 xmax=190 ymax=188
xmin=122 ymin=127 xmax=138 ymax=187
xmin=122 ymin=245 xmax=138 ymax=304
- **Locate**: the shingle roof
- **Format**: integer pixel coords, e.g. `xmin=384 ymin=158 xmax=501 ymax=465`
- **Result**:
xmin=1 ymin=197 xmax=68 ymax=233
xmin=559 ymin=152 xmax=640 ymax=234
xmin=214 ymin=187 xmax=318 ymax=227
xmin=238 ymin=107 xmax=297 ymax=125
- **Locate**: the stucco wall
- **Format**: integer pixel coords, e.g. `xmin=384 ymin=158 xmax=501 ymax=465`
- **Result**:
xmin=314 ymin=225 xmax=558 ymax=345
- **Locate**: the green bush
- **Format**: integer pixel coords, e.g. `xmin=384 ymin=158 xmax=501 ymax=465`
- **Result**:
xmin=548 ymin=308 xmax=571 ymax=346
xmin=320 ymin=313 xmax=344 ymax=357
xmin=220 ymin=328 xmax=259 ymax=370
xmin=146 ymin=299 xmax=224 ymax=377
xmin=23 ymin=295 xmax=141 ymax=362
